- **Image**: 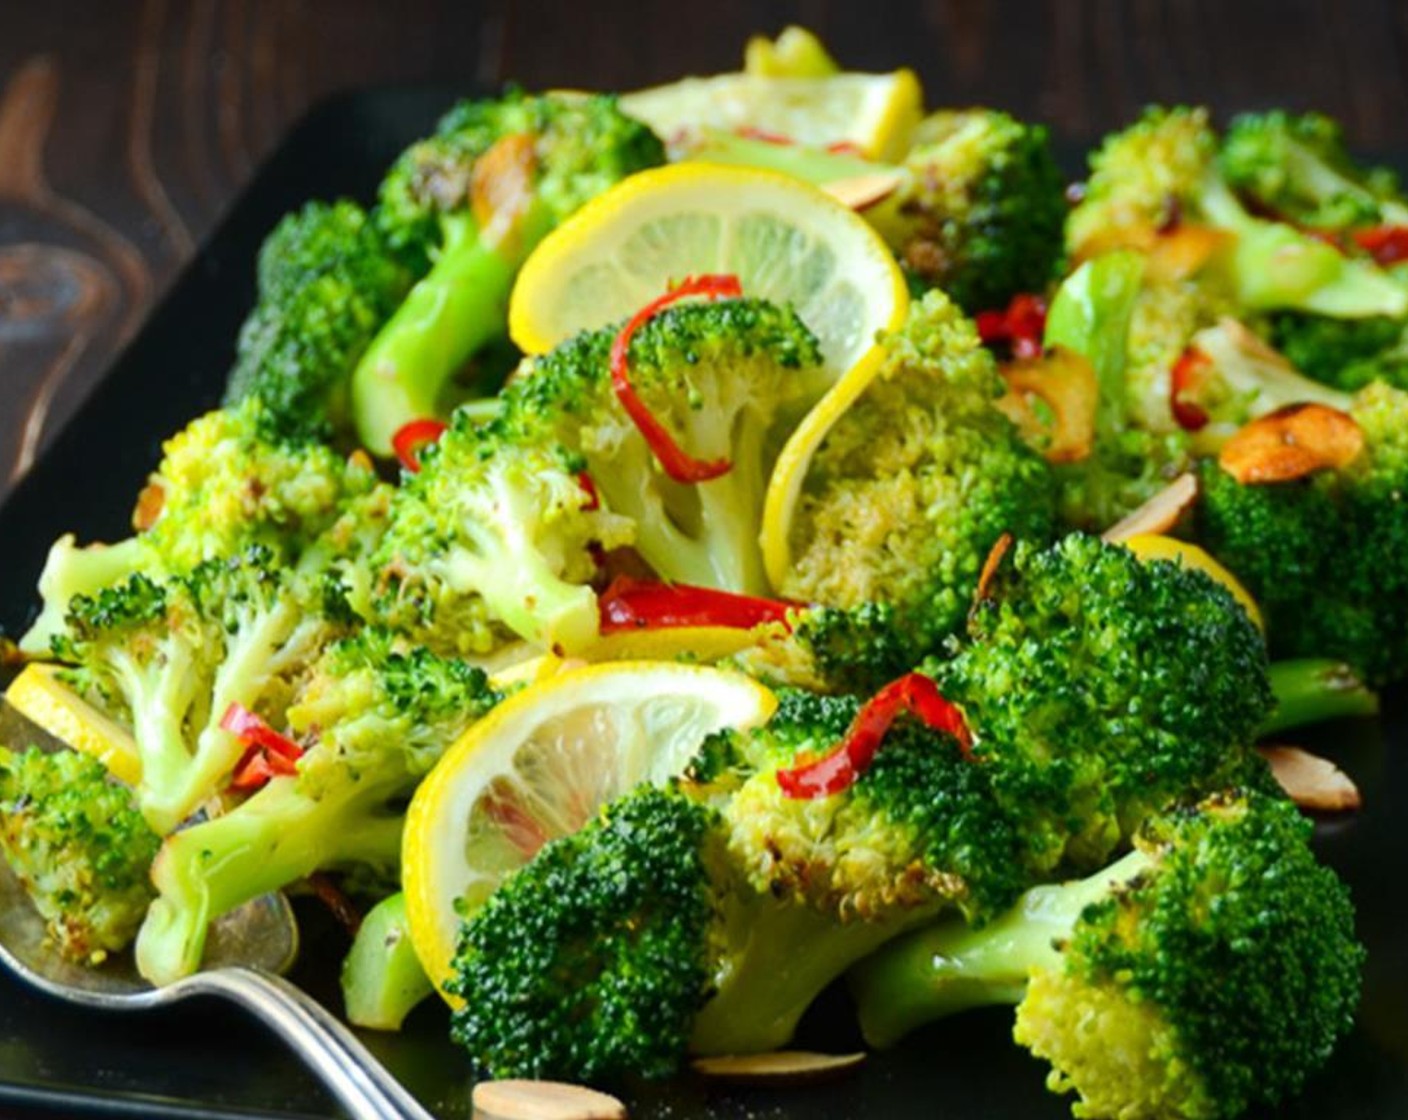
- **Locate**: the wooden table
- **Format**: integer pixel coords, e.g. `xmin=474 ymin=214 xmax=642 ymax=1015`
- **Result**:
xmin=2 ymin=0 xmax=1407 ymax=502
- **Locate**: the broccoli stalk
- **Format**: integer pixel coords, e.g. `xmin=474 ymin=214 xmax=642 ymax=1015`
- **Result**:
xmin=352 ymin=92 xmax=665 ymax=455
xmin=341 ymin=892 xmax=435 ymax=1032
xmin=135 ymin=631 xmax=499 ymax=985
xmin=1263 ymin=658 xmax=1380 ymax=734
xmin=851 ymin=791 xmax=1363 ymax=1120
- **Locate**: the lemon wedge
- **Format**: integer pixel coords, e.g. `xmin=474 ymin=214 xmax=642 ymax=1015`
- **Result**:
xmin=1122 ymin=534 xmax=1265 ymax=630
xmin=4 ymin=663 xmax=143 ymax=785
xmin=402 ymin=661 xmax=776 ymax=998
xmin=508 ymin=163 xmax=907 ymax=384
xmin=744 ymin=26 xmax=841 ymax=78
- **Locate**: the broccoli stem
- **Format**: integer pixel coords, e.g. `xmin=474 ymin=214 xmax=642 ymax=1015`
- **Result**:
xmin=690 ymin=892 xmax=942 ymax=1056
xmin=1261 ymin=658 xmax=1380 ymax=736
xmin=849 ymin=847 xmax=1152 ymax=1049
xmin=351 ymin=215 xmax=519 ymax=457
xmin=341 ymin=892 xmax=434 ymax=1031
xmin=20 ymin=536 xmax=146 ymax=656
xmin=136 ymin=778 xmax=402 ymax=984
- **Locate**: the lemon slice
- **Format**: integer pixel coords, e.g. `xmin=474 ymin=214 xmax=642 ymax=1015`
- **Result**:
xmin=581 ymin=624 xmax=772 ymax=665
xmin=620 ymin=71 xmax=921 ymax=162
xmin=4 ymin=663 xmax=143 ymax=785
xmin=402 ymin=660 xmax=776 ymax=997
xmin=508 ymin=163 xmax=908 ymax=383
xmin=1121 ymin=533 xmax=1265 ymax=630
xmin=744 ymin=27 xmax=841 ymax=78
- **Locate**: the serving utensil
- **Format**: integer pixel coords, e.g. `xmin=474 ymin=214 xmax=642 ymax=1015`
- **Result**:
xmin=0 ymin=696 xmax=435 ymax=1120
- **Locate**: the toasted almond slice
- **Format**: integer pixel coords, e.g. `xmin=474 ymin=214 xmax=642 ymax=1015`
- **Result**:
xmin=1102 ymin=473 xmax=1199 ymax=543
xmin=1219 ymin=403 xmax=1364 ymax=485
xmin=1146 ymin=222 xmax=1233 ymax=282
xmin=995 ymin=346 xmax=1099 ymax=464
xmin=132 ymin=482 xmax=165 ymax=532
xmin=823 ymin=170 xmax=905 ymax=211
xmin=472 ymin=133 xmax=539 ymax=251
xmin=691 ymin=1050 xmax=867 ymax=1084
xmin=1259 ymin=746 xmax=1362 ymax=812
xmin=471 ymin=1079 xmax=626 ymax=1120
xmin=974 ymin=532 xmax=1015 ymax=608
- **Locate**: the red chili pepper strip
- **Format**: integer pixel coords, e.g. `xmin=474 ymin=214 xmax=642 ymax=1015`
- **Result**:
xmin=1353 ymin=225 xmax=1408 ymax=267
xmin=975 ymin=293 xmax=1048 ymax=361
xmin=1170 ymin=347 xmax=1212 ymax=432
xmin=577 ymin=472 xmax=601 ymax=511
xmin=598 ymin=576 xmax=798 ymax=634
xmin=610 ymin=275 xmax=743 ymax=483
xmin=776 ymin=673 xmax=973 ymax=799
xmin=735 ymin=126 xmax=795 ymax=145
xmin=391 ymin=418 xmax=449 ymax=473
xmin=222 ymin=702 xmax=304 ymax=791
xmin=825 ymin=140 xmax=866 ymax=156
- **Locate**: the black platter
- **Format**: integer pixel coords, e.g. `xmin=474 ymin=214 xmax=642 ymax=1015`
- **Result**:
xmin=0 ymin=88 xmax=1404 ymax=1120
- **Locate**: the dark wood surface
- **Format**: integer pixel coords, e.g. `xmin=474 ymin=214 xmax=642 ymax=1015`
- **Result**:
xmin=2 ymin=0 xmax=1407 ymax=502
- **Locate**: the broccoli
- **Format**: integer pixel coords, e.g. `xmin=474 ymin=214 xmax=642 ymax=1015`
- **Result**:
xmin=1196 ymin=380 xmax=1408 ymax=684
xmin=1067 ymin=106 xmax=1405 ymax=318
xmin=51 ymin=547 xmax=343 ymax=836
xmin=731 ymin=601 xmax=919 ymax=697
xmin=778 ymin=291 xmax=1056 ymax=655
xmin=135 ymin=629 xmax=500 ymax=985
xmin=341 ymin=892 xmax=435 ymax=1031
xmin=352 ymin=92 xmax=665 ymax=455
xmin=373 ymin=298 xmax=821 ymax=654
xmin=224 ymin=200 xmax=411 ymax=443
xmin=1220 ymin=110 xmax=1408 ymax=233
xmin=850 ymin=790 xmax=1363 ymax=1120
xmin=683 ymin=108 xmax=1065 ymax=313
xmin=448 ymin=688 xmax=1020 ymax=1080
xmin=19 ymin=398 xmax=378 ymax=656
xmin=0 ymin=745 xmax=159 ymax=964
xmin=930 ymin=534 xmax=1275 ymax=876
xmin=1269 ymin=310 xmax=1408 ymax=392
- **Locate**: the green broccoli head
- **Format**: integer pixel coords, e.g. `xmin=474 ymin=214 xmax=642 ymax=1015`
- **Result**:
xmin=1014 ymin=790 xmax=1363 ymax=1120
xmin=720 ymin=688 xmax=1025 ymax=924
xmin=932 ymin=534 xmax=1274 ymax=875
xmin=1269 ymin=310 xmax=1408 ymax=392
xmin=136 ymin=629 xmax=500 ymax=986
xmin=0 ymin=745 xmax=159 ymax=964
xmin=1197 ymin=380 xmax=1408 ymax=684
xmin=1220 ymin=110 xmax=1408 ymax=232
xmin=779 ymin=291 xmax=1056 ymax=654
xmin=225 ymin=200 xmax=411 ymax=443
xmin=447 ymin=784 xmax=721 ymax=1082
xmin=870 ymin=109 xmax=1066 ymax=312
xmin=730 ymin=601 xmax=919 ymax=697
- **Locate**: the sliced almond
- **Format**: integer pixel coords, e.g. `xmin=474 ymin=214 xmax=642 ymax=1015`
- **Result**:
xmin=995 ymin=346 xmax=1099 ymax=464
xmin=1259 ymin=746 xmax=1362 ymax=812
xmin=1102 ymin=473 xmax=1199 ymax=543
xmin=471 ymin=133 xmax=539 ymax=252
xmin=973 ymin=532 xmax=1014 ymax=608
xmin=822 ymin=171 xmax=905 ymax=211
xmin=1146 ymin=223 xmax=1233 ymax=282
xmin=471 ymin=1079 xmax=626 ymax=1120
xmin=132 ymin=482 xmax=165 ymax=532
xmin=1218 ymin=403 xmax=1364 ymax=485
xmin=691 ymin=1050 xmax=867 ymax=1085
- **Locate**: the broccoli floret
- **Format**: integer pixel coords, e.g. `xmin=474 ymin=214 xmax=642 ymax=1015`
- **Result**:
xmin=20 ymin=399 xmax=378 ymax=656
xmin=352 ymin=92 xmax=665 ymax=455
xmin=931 ymin=534 xmax=1274 ymax=875
xmin=731 ymin=601 xmax=918 ymax=696
xmin=135 ymin=629 xmax=500 ymax=985
xmin=778 ymin=292 xmax=1056 ymax=654
xmin=375 ymin=298 xmax=822 ymax=654
xmin=225 ymin=201 xmax=411 ymax=443
xmin=449 ymin=687 xmax=1020 ymax=1079
xmin=1220 ymin=110 xmax=1408 ymax=233
xmin=683 ymin=109 xmax=1065 ymax=313
xmin=1269 ymin=310 xmax=1408 ymax=392
xmin=1196 ymin=381 xmax=1408 ymax=684
xmin=51 ymin=547 xmax=344 ymax=836
xmin=0 ymin=745 xmax=160 ymax=965
xmin=851 ymin=790 xmax=1362 ymax=1120
xmin=1068 ymin=106 xmax=1406 ymax=318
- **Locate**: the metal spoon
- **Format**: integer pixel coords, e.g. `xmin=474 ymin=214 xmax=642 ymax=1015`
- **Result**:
xmin=0 ymin=698 xmax=435 ymax=1120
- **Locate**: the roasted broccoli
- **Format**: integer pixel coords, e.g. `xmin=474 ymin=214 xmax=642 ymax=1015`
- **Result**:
xmin=225 ymin=200 xmax=411 ymax=443
xmin=1196 ymin=380 xmax=1408 ymax=684
xmin=353 ymin=91 xmax=665 ymax=454
xmin=929 ymin=534 xmax=1274 ymax=876
xmin=1067 ymin=106 xmax=1405 ymax=318
xmin=1220 ymin=109 xmax=1408 ymax=233
xmin=1269 ymin=310 xmax=1408 ymax=392
xmin=373 ymin=298 xmax=821 ymax=654
xmin=851 ymin=790 xmax=1363 ymax=1120
xmin=778 ymin=291 xmax=1056 ymax=655
xmin=135 ymin=629 xmax=500 ymax=985
xmin=731 ymin=601 xmax=919 ymax=697
xmin=0 ymin=745 xmax=159 ymax=964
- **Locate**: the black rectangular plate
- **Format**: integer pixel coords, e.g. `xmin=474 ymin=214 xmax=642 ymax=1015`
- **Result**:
xmin=0 ymin=87 xmax=1406 ymax=1120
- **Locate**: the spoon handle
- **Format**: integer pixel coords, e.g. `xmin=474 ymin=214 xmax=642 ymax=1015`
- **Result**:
xmin=184 ymin=966 xmax=437 ymax=1120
